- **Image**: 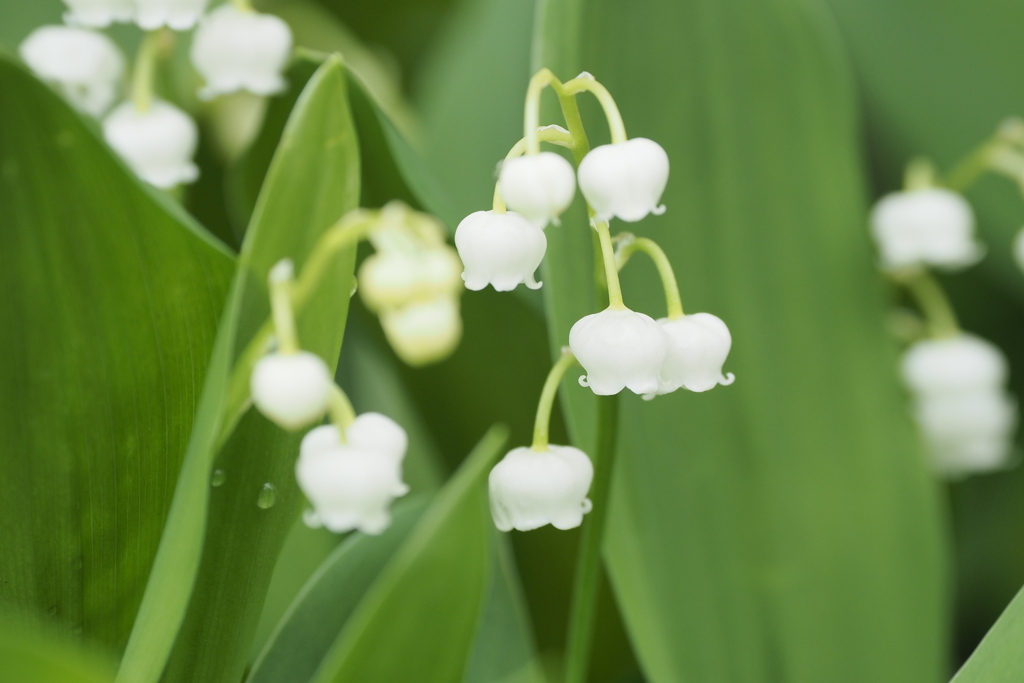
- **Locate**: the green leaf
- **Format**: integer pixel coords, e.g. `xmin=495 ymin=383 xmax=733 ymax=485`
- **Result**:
xmin=539 ymin=1 xmax=948 ymax=681
xmin=117 ymin=55 xmax=359 ymax=683
xmin=310 ymin=426 xmax=508 ymax=683
xmin=0 ymin=621 xmax=117 ymax=683
xmin=0 ymin=54 xmax=234 ymax=652
xmin=952 ymin=584 xmax=1024 ymax=682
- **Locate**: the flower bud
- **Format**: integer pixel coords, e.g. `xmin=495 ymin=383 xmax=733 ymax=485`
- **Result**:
xmin=489 ymin=445 xmax=593 ymax=532
xmin=577 ymin=138 xmax=669 ymax=223
xmin=870 ymin=188 xmax=982 ymax=271
xmin=190 ymin=5 xmax=293 ymax=100
xmin=455 ymin=210 xmax=546 ymax=292
xmin=102 ymin=100 xmax=200 ymax=188
xmin=134 ymin=0 xmax=210 ymax=30
xmin=250 ymin=351 xmax=332 ymax=430
xmin=61 ymin=0 xmax=133 ymax=28
xmin=297 ymin=415 xmax=409 ymax=535
xmin=569 ymin=307 xmax=668 ymax=396
xmin=358 ymin=247 xmax=462 ymax=311
xmin=20 ymin=26 xmax=125 ymax=118
xmin=656 ymin=313 xmax=735 ymax=394
xmin=380 ymin=296 xmax=463 ymax=366
xmin=497 ymin=152 xmax=576 ymax=227
xmin=901 ymin=334 xmax=1007 ymax=397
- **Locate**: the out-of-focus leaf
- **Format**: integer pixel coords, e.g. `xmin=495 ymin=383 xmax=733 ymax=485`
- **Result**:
xmin=310 ymin=426 xmax=507 ymax=683
xmin=0 ymin=621 xmax=117 ymax=683
xmin=533 ymin=0 xmax=950 ymax=681
xmin=952 ymin=583 xmax=1024 ymax=682
xmin=0 ymin=54 xmax=233 ymax=652
xmin=0 ymin=0 xmax=61 ymax=49
xmin=116 ymin=56 xmax=358 ymax=683
xmin=247 ymin=499 xmax=430 ymax=683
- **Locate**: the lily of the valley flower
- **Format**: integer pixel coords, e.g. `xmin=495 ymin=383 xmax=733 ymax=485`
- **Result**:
xmin=497 ymin=151 xmax=576 ymax=227
xmin=134 ymin=0 xmax=210 ymax=30
xmin=655 ymin=313 xmax=735 ymax=395
xmin=61 ymin=0 xmax=133 ymax=28
xmin=454 ymin=210 xmax=547 ymax=291
xmin=901 ymin=334 xmax=1008 ymax=396
xmin=577 ymin=137 xmax=669 ymax=223
xmin=190 ymin=4 xmax=293 ymax=100
xmin=870 ymin=188 xmax=982 ymax=271
xmin=20 ymin=26 xmax=125 ymax=117
xmin=359 ymin=247 xmax=462 ymax=311
xmin=569 ymin=307 xmax=668 ymax=396
xmin=489 ymin=445 xmax=593 ymax=532
xmin=297 ymin=414 xmax=409 ymax=535
xmin=250 ymin=351 xmax=332 ymax=430
xmin=102 ymin=100 xmax=200 ymax=188
xmin=380 ymin=296 xmax=463 ymax=367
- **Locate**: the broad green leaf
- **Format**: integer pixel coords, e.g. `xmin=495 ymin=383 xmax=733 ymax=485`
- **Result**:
xmin=0 ymin=621 xmax=117 ymax=683
xmin=158 ymin=56 xmax=361 ymax=683
xmin=247 ymin=499 xmax=430 ymax=683
xmin=311 ymin=426 xmax=508 ymax=683
xmin=952 ymin=584 xmax=1024 ymax=683
xmin=532 ymin=1 xmax=949 ymax=681
xmin=0 ymin=54 xmax=234 ymax=653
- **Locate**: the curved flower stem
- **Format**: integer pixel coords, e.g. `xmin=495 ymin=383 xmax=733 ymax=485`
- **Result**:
xmin=531 ymin=348 xmax=578 ymax=451
xmin=593 ymin=222 xmax=624 ymax=310
xmin=268 ymin=259 xmax=299 ymax=354
xmin=231 ymin=0 xmax=254 ymax=11
xmin=564 ymin=394 xmax=619 ymax=683
xmin=524 ymin=68 xmax=627 ymax=155
xmin=493 ymin=125 xmax=574 ymax=213
xmin=560 ymin=74 xmax=627 ymax=145
xmin=131 ymin=31 xmax=162 ymax=113
xmin=894 ymin=269 xmax=961 ymax=339
xmin=615 ymin=234 xmax=684 ymax=319
xmin=327 ymin=385 xmax=356 ymax=441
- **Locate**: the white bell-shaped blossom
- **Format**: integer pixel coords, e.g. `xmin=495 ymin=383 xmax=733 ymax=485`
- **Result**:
xmin=569 ymin=307 xmax=668 ymax=396
xmin=103 ymin=100 xmax=199 ymax=188
xmin=190 ymin=5 xmax=293 ymax=100
xmin=134 ymin=0 xmax=210 ymax=30
xmin=359 ymin=247 xmax=462 ymax=311
xmin=61 ymin=0 xmax=134 ymax=27
xmin=489 ymin=445 xmax=593 ymax=532
xmin=250 ymin=351 xmax=332 ymax=430
xmin=901 ymin=334 xmax=1007 ymax=397
xmin=498 ymin=152 xmax=576 ymax=227
xmin=297 ymin=414 xmax=409 ymax=535
xmin=20 ymin=26 xmax=125 ymax=118
xmin=870 ymin=188 xmax=982 ymax=271
xmin=455 ymin=210 xmax=547 ymax=291
xmin=577 ymin=138 xmax=669 ymax=223
xmin=380 ymin=296 xmax=463 ymax=366
xmin=656 ymin=313 xmax=735 ymax=395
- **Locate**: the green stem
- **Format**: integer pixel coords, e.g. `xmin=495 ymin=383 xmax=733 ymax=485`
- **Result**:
xmin=898 ymin=270 xmax=960 ymax=339
xmin=131 ymin=31 xmax=161 ymax=113
xmin=560 ymin=74 xmax=627 ymax=144
xmin=615 ymin=234 xmax=683 ymax=318
xmin=268 ymin=259 xmax=299 ymax=354
xmin=328 ymin=385 xmax=356 ymax=441
xmin=493 ymin=125 xmax=574 ymax=213
xmin=564 ymin=395 xmax=619 ymax=683
xmin=593 ymin=222 xmax=624 ymax=309
xmin=231 ymin=0 xmax=254 ymax=10
xmin=531 ymin=348 xmax=578 ymax=451
xmin=941 ymin=141 xmax=999 ymax=192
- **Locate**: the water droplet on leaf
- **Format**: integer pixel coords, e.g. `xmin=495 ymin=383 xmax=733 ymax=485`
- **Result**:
xmin=257 ymin=483 xmax=277 ymax=509
xmin=211 ymin=469 xmax=226 ymax=487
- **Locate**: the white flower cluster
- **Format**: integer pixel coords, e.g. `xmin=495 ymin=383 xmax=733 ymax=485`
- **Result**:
xmin=20 ymin=1 xmax=293 ymax=189
xmin=359 ymin=207 xmax=464 ymax=366
xmin=870 ymin=187 xmax=983 ymax=272
xmin=901 ymin=335 xmax=1017 ymax=478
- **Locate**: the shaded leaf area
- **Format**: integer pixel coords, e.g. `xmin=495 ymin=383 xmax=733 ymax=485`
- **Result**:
xmin=158 ymin=58 xmax=361 ymax=683
xmin=530 ymin=0 xmax=951 ymax=681
xmin=0 ymin=620 xmax=117 ymax=683
xmin=0 ymin=55 xmax=234 ymax=654
xmin=952 ymin=584 xmax=1024 ymax=683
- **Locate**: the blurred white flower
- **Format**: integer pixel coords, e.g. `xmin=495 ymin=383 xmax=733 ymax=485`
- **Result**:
xmin=577 ymin=137 xmax=669 ymax=223
xmin=297 ymin=414 xmax=409 ymax=535
xmin=489 ymin=445 xmax=593 ymax=532
xmin=901 ymin=334 xmax=1007 ymax=397
xmin=20 ymin=26 xmax=125 ymax=118
xmin=655 ymin=313 xmax=735 ymax=395
xmin=102 ymin=100 xmax=199 ymax=188
xmin=498 ymin=152 xmax=576 ymax=227
xmin=250 ymin=351 xmax=332 ymax=430
xmin=454 ymin=210 xmax=547 ymax=291
xmin=380 ymin=296 xmax=463 ymax=367
xmin=359 ymin=247 xmax=462 ymax=311
xmin=569 ymin=307 xmax=668 ymax=396
xmin=190 ymin=4 xmax=293 ymax=100
xmin=134 ymin=0 xmax=210 ymax=31
xmin=870 ymin=188 xmax=982 ymax=271
xmin=61 ymin=0 xmax=133 ymax=28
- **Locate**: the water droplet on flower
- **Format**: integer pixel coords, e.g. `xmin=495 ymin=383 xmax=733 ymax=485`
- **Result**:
xmin=257 ymin=483 xmax=277 ymax=509
xmin=211 ymin=469 xmax=226 ymax=487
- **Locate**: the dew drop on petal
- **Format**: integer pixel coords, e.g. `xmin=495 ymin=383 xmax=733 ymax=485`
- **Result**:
xmin=211 ymin=469 xmax=226 ymax=487
xmin=257 ymin=483 xmax=277 ymax=509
